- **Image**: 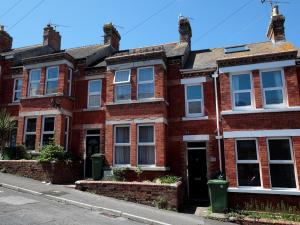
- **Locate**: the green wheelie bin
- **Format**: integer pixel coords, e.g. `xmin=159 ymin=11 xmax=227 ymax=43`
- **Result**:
xmin=91 ymin=153 xmax=104 ymax=180
xmin=207 ymin=179 xmax=229 ymax=213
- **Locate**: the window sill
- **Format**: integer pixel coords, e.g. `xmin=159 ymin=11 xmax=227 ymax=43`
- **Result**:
xmin=221 ymin=106 xmax=300 ymax=115
xmin=8 ymin=102 xmax=20 ymax=106
xmin=106 ymin=98 xmax=168 ymax=106
xmin=182 ymin=116 xmax=208 ymax=121
xmin=83 ymin=107 xmax=104 ymax=112
xmin=22 ymin=94 xmax=63 ymax=100
xmin=111 ymin=166 xmax=170 ymax=171
xmin=228 ymin=187 xmax=300 ymax=196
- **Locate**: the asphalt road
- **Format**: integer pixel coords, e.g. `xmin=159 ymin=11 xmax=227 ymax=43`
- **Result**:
xmin=0 ymin=187 xmax=143 ymax=225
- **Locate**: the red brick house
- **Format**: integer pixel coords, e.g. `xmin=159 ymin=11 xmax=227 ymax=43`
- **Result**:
xmin=0 ymin=5 xmax=300 ymax=205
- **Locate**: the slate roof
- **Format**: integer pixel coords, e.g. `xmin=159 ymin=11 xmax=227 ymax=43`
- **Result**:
xmin=184 ymin=41 xmax=298 ymax=71
xmin=66 ymin=44 xmax=109 ymax=59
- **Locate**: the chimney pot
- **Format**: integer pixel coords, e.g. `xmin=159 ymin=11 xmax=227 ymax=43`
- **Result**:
xmin=0 ymin=25 xmax=12 ymax=52
xmin=43 ymin=24 xmax=61 ymax=52
xmin=103 ymin=23 xmax=121 ymax=51
xmin=178 ymin=16 xmax=192 ymax=46
xmin=267 ymin=5 xmax=286 ymax=43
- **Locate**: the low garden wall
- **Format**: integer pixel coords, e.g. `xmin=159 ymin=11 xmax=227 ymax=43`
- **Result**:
xmin=75 ymin=180 xmax=183 ymax=210
xmin=0 ymin=160 xmax=83 ymax=184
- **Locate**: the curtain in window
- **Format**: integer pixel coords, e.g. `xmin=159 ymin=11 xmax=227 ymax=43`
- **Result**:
xmin=115 ymin=146 xmax=130 ymax=164
xmin=138 ymin=146 xmax=155 ymax=165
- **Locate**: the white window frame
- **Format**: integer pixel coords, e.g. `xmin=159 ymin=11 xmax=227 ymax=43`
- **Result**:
xmin=114 ymin=125 xmax=131 ymax=166
xmin=64 ymin=117 xmax=69 ymax=151
xmin=184 ymin=84 xmax=204 ymax=117
xmin=137 ymin=66 xmax=155 ymax=100
xmin=45 ymin=66 xmax=59 ymax=95
xmin=28 ymin=69 xmax=41 ymax=97
xmin=24 ymin=117 xmax=37 ymax=150
xmin=13 ymin=78 xmax=23 ymax=102
xmin=137 ymin=124 xmax=156 ymax=167
xmin=87 ymin=79 xmax=102 ymax=108
xmin=114 ymin=69 xmax=131 ymax=102
xmin=41 ymin=116 xmax=55 ymax=146
xmin=260 ymin=68 xmax=286 ymax=108
xmin=235 ymin=138 xmax=262 ymax=187
xmin=230 ymin=72 xmax=254 ymax=110
xmin=67 ymin=68 xmax=72 ymax=96
xmin=266 ymin=137 xmax=297 ymax=189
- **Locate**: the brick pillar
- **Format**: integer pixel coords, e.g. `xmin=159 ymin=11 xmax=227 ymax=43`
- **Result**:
xmin=22 ymin=69 xmax=29 ymax=97
xmin=16 ymin=117 xmax=24 ymax=145
xmin=155 ymin=65 xmax=165 ymax=99
xmin=292 ymin=137 xmax=300 ymax=189
xmin=219 ymin=73 xmax=232 ymax=111
xmin=106 ymin=70 xmax=114 ymax=103
xmin=130 ymin=123 xmax=137 ymax=166
xmin=155 ymin=123 xmax=166 ymax=167
xmin=39 ymin=67 xmax=46 ymax=95
xmin=58 ymin=64 xmax=66 ymax=94
xmin=35 ymin=116 xmax=42 ymax=150
xmin=224 ymin=138 xmax=237 ymax=187
xmin=54 ymin=114 xmax=64 ymax=146
xmin=252 ymin=70 xmax=263 ymax=108
xmin=258 ymin=137 xmax=271 ymax=188
xmin=105 ymin=125 xmax=113 ymax=166
xmin=131 ymin=68 xmax=137 ymax=100
xmin=285 ymin=67 xmax=300 ymax=107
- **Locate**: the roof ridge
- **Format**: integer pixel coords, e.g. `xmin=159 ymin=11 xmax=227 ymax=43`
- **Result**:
xmin=66 ymin=44 xmax=106 ymax=50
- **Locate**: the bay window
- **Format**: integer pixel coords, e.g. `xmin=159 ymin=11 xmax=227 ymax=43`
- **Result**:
xmin=41 ymin=117 xmax=55 ymax=146
xmin=13 ymin=78 xmax=22 ymax=102
xmin=231 ymin=73 xmax=253 ymax=109
xmin=236 ymin=139 xmax=261 ymax=187
xmin=88 ymin=80 xmax=102 ymax=108
xmin=114 ymin=126 xmax=130 ymax=165
xmin=261 ymin=70 xmax=285 ymax=107
xmin=137 ymin=67 xmax=154 ymax=99
xmin=28 ymin=69 xmax=41 ymax=97
xmin=24 ymin=118 xmax=37 ymax=150
xmin=185 ymin=84 xmax=203 ymax=117
xmin=138 ymin=125 xmax=155 ymax=165
xmin=268 ymin=138 xmax=296 ymax=188
xmin=114 ymin=70 xmax=131 ymax=101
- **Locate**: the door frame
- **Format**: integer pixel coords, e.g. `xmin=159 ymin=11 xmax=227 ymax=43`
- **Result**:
xmin=185 ymin=141 xmax=208 ymax=200
xmin=84 ymin=129 xmax=100 ymax=179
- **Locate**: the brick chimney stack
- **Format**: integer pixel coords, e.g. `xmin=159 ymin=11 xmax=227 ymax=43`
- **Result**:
xmin=0 ymin=25 xmax=12 ymax=53
xmin=103 ymin=23 xmax=121 ymax=51
xmin=179 ymin=16 xmax=192 ymax=46
xmin=43 ymin=24 xmax=61 ymax=52
xmin=267 ymin=5 xmax=286 ymax=43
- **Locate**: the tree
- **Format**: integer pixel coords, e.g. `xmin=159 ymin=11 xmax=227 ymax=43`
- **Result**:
xmin=0 ymin=109 xmax=15 ymax=159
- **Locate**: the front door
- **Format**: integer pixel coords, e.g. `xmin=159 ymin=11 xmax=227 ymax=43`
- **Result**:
xmin=85 ymin=130 xmax=100 ymax=178
xmin=187 ymin=142 xmax=208 ymax=201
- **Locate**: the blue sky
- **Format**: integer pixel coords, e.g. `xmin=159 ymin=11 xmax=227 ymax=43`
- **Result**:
xmin=1 ymin=0 xmax=299 ymax=51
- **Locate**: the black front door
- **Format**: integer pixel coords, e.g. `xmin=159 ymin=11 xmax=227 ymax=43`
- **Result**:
xmin=85 ymin=134 xmax=100 ymax=178
xmin=187 ymin=143 xmax=208 ymax=201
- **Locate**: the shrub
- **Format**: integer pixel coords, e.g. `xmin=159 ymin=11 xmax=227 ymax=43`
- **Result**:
xmin=3 ymin=147 xmax=15 ymax=160
xmin=112 ymin=167 xmax=130 ymax=181
xmin=134 ymin=166 xmax=143 ymax=181
xmin=154 ymin=175 xmax=181 ymax=184
xmin=39 ymin=141 xmax=65 ymax=163
xmin=155 ymin=196 xmax=168 ymax=209
xmin=16 ymin=145 xmax=30 ymax=160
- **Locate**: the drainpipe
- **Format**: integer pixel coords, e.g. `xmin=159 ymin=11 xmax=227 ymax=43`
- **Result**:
xmin=212 ymin=70 xmax=223 ymax=174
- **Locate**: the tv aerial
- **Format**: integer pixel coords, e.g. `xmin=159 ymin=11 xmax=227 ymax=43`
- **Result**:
xmin=261 ymin=0 xmax=289 ymax=7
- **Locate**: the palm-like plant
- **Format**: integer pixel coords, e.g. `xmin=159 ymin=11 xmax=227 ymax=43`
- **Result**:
xmin=0 ymin=109 xmax=15 ymax=159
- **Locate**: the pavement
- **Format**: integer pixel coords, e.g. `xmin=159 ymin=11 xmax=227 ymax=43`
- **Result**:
xmin=0 ymin=172 xmax=233 ymax=225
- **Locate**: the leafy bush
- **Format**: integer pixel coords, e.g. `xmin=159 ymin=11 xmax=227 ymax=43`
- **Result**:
xmin=39 ymin=141 xmax=65 ymax=163
xmin=154 ymin=175 xmax=181 ymax=184
xmin=155 ymin=196 xmax=168 ymax=209
xmin=2 ymin=145 xmax=30 ymax=160
xmin=112 ymin=167 xmax=130 ymax=181
xmin=3 ymin=147 xmax=15 ymax=160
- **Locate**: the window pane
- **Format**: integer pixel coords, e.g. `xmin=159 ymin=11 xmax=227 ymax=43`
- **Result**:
xmin=270 ymin=164 xmax=296 ymax=188
xmin=268 ymin=139 xmax=292 ymax=160
xmin=15 ymin=79 xmax=22 ymax=90
xmin=44 ymin=117 xmax=55 ymax=132
xmin=42 ymin=134 xmax=54 ymax=145
xmin=138 ymin=146 xmax=155 ymax=165
xmin=25 ymin=134 xmax=36 ymax=150
xmin=236 ymin=140 xmax=257 ymax=160
xmin=47 ymin=67 xmax=59 ymax=79
xmin=46 ymin=80 xmax=58 ymax=94
xmin=115 ymin=127 xmax=129 ymax=143
xmin=14 ymin=92 xmax=21 ymax=101
xmin=29 ymin=83 xmax=40 ymax=96
xmin=115 ymin=70 xmax=130 ymax=82
xmin=187 ymin=85 xmax=202 ymax=100
xmin=89 ymin=80 xmax=101 ymax=93
xmin=139 ymin=126 xmax=154 ymax=143
xmin=115 ymin=146 xmax=130 ymax=164
xmin=30 ymin=70 xmax=41 ymax=81
xmin=232 ymin=74 xmax=251 ymax=90
xmin=87 ymin=129 xmax=100 ymax=135
xmin=188 ymin=101 xmax=202 ymax=114
xmin=88 ymin=95 xmax=100 ymax=107
xmin=265 ymin=90 xmax=283 ymax=105
xmin=262 ymin=71 xmax=282 ymax=88
xmin=26 ymin=118 xmax=36 ymax=132
xmin=237 ymin=164 xmax=261 ymax=186
xmin=138 ymin=68 xmax=153 ymax=82
xmin=138 ymin=83 xmax=154 ymax=99
xmin=116 ymin=84 xmax=130 ymax=101
xmin=187 ymin=142 xmax=206 ymax=148
xmin=234 ymin=92 xmax=251 ymax=107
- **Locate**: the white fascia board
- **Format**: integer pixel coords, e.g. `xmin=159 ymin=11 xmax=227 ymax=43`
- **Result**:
xmin=106 ymin=117 xmax=167 ymax=125
xmin=183 ymin=134 xmax=209 ymax=141
xmin=107 ymin=59 xmax=166 ymax=71
xmin=24 ymin=59 xmax=74 ymax=70
xmin=219 ymin=60 xmax=295 ymax=73
xmin=19 ymin=109 xmax=72 ymax=117
xmin=228 ymin=187 xmax=300 ymax=196
xmin=223 ymin=129 xmax=300 ymax=139
xmin=180 ymin=77 xmax=206 ymax=84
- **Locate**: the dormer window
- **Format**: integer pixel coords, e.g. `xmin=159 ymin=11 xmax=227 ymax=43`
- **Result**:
xmin=137 ymin=67 xmax=154 ymax=99
xmin=28 ymin=69 xmax=41 ymax=97
xmin=114 ymin=70 xmax=131 ymax=101
xmin=45 ymin=66 xmax=59 ymax=95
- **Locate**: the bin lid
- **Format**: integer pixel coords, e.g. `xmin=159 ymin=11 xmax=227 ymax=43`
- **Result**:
xmin=207 ymin=179 xmax=229 ymax=185
xmin=91 ymin=153 xmax=105 ymax=158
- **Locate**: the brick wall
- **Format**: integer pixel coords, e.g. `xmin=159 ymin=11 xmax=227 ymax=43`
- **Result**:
xmin=75 ymin=180 xmax=183 ymax=210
